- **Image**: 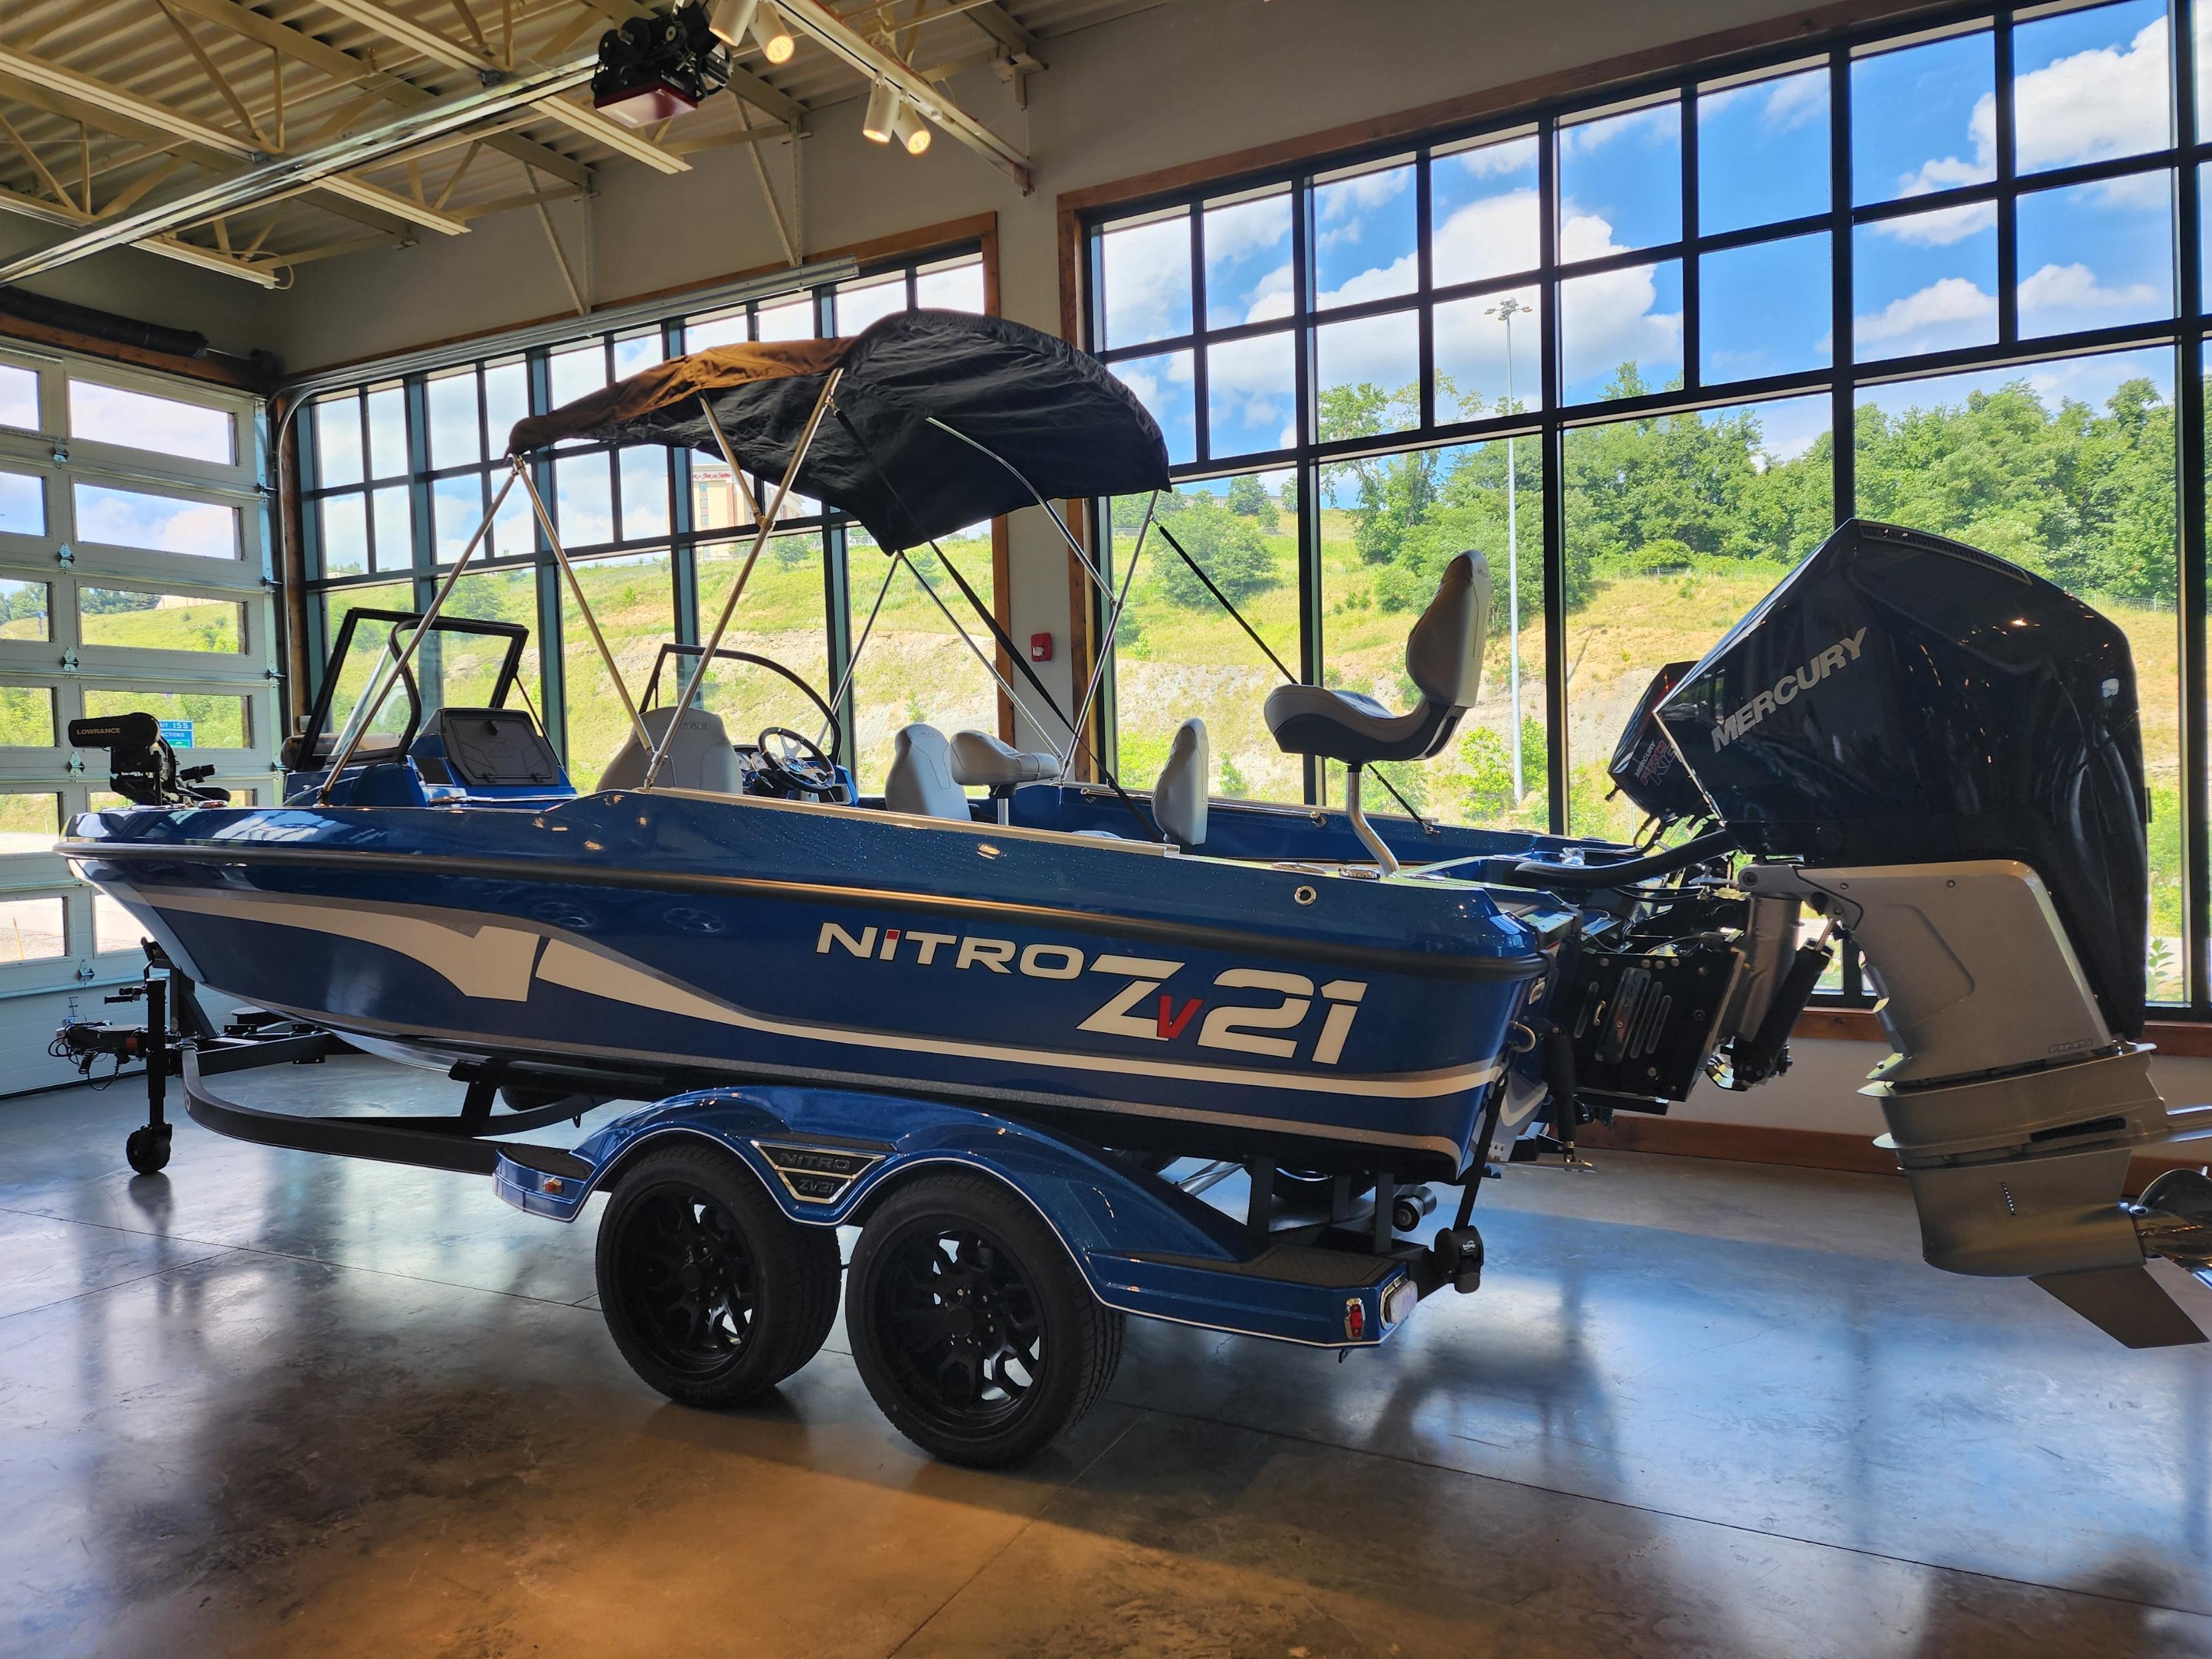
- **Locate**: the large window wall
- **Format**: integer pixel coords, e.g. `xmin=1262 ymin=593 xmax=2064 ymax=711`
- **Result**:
xmin=0 ymin=349 xmax=271 ymax=994
xmin=301 ymin=249 xmax=991 ymax=793
xmin=1086 ymin=0 xmax=2210 ymax=1010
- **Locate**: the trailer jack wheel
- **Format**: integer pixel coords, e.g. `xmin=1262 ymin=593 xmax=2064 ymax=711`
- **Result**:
xmin=848 ymin=1172 xmax=1122 ymax=1467
xmin=124 ymin=1124 xmax=171 ymax=1176
xmin=595 ymin=1143 xmax=842 ymax=1408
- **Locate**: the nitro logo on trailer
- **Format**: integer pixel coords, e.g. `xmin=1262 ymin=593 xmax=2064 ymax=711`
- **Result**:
xmin=815 ymin=922 xmax=1369 ymax=1066
xmin=1712 ymin=627 xmax=1867 ymax=751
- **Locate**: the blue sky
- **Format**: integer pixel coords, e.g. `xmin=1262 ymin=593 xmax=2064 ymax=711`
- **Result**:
xmin=1096 ymin=0 xmax=2181 ymax=456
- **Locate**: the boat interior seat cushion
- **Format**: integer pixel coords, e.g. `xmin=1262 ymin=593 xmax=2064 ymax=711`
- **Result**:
xmin=886 ymin=724 xmax=972 ymax=820
xmin=1264 ymin=551 xmax=1492 ymax=768
xmin=949 ymin=730 xmax=1057 ymax=789
xmin=1152 ymin=716 xmax=1209 ymax=847
xmin=599 ymin=705 xmax=743 ymax=794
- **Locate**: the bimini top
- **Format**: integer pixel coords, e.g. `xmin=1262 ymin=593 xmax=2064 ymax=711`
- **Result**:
xmin=504 ymin=308 xmax=1170 ymax=552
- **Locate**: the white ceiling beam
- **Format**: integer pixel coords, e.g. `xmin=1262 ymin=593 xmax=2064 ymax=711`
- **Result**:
xmin=311 ymin=0 xmax=691 ymax=174
xmin=0 ymin=42 xmax=465 ymax=237
xmin=164 ymin=0 xmax=593 ymax=190
xmin=0 ymin=57 xmax=593 ymax=283
xmin=772 ymin=0 xmax=1030 ymax=192
xmin=0 ymin=183 xmax=284 ymax=285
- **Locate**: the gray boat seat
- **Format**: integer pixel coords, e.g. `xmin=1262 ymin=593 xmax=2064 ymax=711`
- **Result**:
xmin=1151 ymin=717 xmax=1209 ymax=848
xmin=1264 ymin=551 xmax=1491 ymax=767
xmin=949 ymin=730 xmax=1056 ymax=789
xmin=886 ymin=723 xmax=971 ymax=820
xmin=599 ymin=704 xmax=743 ymax=794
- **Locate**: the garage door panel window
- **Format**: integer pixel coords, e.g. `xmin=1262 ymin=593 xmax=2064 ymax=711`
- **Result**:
xmin=0 ymin=468 xmax=42 ymax=539
xmin=0 ymin=361 xmax=37 ymax=431
xmin=0 ymin=578 xmax=47 ymax=641
xmin=83 ymin=688 xmax=247 ymax=750
xmin=0 ymin=790 xmax=57 ymax=853
xmin=77 ymin=587 xmax=244 ymax=654
xmin=67 ymin=380 xmax=239 ymax=470
xmin=73 ymin=482 xmax=239 ymax=560
xmin=0 ymin=685 xmax=56 ymax=746
xmin=0 ymin=895 xmax=65 ymax=963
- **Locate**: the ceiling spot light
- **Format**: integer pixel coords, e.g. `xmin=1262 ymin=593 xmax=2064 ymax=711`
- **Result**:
xmin=889 ymin=100 xmax=931 ymax=156
xmin=706 ymin=0 xmax=755 ymax=46
xmin=752 ymin=0 xmax=796 ymax=63
xmin=863 ymin=81 xmax=901 ymax=145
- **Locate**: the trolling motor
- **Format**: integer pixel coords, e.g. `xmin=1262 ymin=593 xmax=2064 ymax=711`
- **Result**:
xmin=69 ymin=712 xmax=228 ymax=806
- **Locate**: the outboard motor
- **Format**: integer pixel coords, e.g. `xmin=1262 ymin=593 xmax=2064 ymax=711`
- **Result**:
xmin=1657 ymin=519 xmax=2212 ymax=1346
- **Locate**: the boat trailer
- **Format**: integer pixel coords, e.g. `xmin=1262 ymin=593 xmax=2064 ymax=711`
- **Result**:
xmin=53 ymin=943 xmax=1539 ymax=1465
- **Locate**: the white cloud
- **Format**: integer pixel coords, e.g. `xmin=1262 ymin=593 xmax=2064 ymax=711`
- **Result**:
xmin=75 ymin=486 xmax=237 ymax=559
xmin=1852 ymin=275 xmax=1996 ymax=355
xmin=1436 ymin=134 xmax=1535 ymax=180
xmin=1316 ymin=166 xmax=1409 ymax=222
xmin=2016 ymin=260 xmax=2160 ymax=327
xmin=1204 ymin=195 xmax=1289 ymax=266
xmin=1245 ymin=263 xmax=1295 ymax=323
xmin=1317 ymin=253 xmax=1416 ymax=309
xmin=1760 ymin=71 xmax=1826 ymax=134
xmin=1554 ymin=211 xmax=1681 ymax=394
xmin=1098 ymin=216 xmax=1191 ymax=345
xmin=1977 ymin=16 xmax=2169 ymax=174
xmin=1875 ymin=198 xmax=1998 ymax=246
xmin=1206 ymin=334 xmax=1295 ymax=449
xmin=1559 ymin=101 xmax=1673 ymax=158
xmin=1432 ymin=187 xmax=1540 ymax=287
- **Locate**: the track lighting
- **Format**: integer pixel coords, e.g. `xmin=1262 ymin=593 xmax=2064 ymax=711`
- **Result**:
xmin=889 ymin=100 xmax=931 ymax=156
xmin=707 ymin=0 xmax=794 ymax=63
xmin=752 ymin=1 xmax=796 ymax=63
xmin=862 ymin=80 xmax=901 ymax=145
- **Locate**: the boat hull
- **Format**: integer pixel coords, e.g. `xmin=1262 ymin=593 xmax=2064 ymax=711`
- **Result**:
xmin=67 ymin=790 xmax=1549 ymax=1177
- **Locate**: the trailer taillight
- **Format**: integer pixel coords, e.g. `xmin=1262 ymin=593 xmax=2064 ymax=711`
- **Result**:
xmin=1343 ymin=1298 xmax=1366 ymax=1341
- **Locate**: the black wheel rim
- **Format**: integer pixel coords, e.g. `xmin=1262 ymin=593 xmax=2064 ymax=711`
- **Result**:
xmin=873 ymin=1226 xmax=1044 ymax=1435
xmin=614 ymin=1184 xmax=758 ymax=1378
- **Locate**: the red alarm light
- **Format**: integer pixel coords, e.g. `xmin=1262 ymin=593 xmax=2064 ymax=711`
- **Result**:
xmin=1029 ymin=632 xmax=1053 ymax=663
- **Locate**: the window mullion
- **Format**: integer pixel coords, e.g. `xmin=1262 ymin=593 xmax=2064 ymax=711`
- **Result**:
xmin=1538 ymin=112 xmax=1567 ymax=835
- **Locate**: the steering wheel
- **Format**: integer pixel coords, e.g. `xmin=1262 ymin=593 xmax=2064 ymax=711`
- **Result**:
xmin=756 ymin=726 xmax=842 ymax=800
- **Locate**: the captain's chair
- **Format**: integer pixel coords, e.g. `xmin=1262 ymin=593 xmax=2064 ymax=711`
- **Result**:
xmin=1152 ymin=717 xmax=1209 ymax=849
xmin=951 ymin=730 xmax=1056 ymax=825
xmin=886 ymin=723 xmax=972 ymax=820
xmin=1263 ymin=551 xmax=1490 ymax=871
xmin=600 ymin=704 xmax=744 ymax=794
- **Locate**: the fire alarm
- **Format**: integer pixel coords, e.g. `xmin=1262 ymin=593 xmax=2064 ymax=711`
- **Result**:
xmin=1030 ymin=632 xmax=1053 ymax=663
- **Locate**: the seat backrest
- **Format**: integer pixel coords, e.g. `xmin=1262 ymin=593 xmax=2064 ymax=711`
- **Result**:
xmin=1405 ymin=551 xmax=1493 ymax=710
xmin=886 ymin=724 xmax=971 ymax=820
xmin=599 ymin=704 xmax=743 ymax=794
xmin=1152 ymin=716 xmax=1209 ymax=849
xmin=949 ymin=730 xmax=1057 ymax=789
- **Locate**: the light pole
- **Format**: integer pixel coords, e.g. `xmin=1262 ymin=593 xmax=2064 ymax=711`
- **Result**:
xmin=1488 ymin=294 xmax=1525 ymax=804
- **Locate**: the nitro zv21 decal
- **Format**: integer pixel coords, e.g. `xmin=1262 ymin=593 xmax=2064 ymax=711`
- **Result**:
xmin=816 ymin=922 xmax=1366 ymax=1066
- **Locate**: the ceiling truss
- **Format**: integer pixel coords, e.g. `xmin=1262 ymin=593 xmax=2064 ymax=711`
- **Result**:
xmin=0 ymin=0 xmax=1164 ymax=290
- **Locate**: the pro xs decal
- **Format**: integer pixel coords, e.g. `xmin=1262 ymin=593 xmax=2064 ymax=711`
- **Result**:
xmin=1711 ymin=627 xmax=1867 ymax=750
xmin=816 ymin=923 xmax=1368 ymax=1067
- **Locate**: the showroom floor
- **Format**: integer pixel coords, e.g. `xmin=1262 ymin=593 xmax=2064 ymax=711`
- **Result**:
xmin=1 ymin=1058 xmax=2209 ymax=1658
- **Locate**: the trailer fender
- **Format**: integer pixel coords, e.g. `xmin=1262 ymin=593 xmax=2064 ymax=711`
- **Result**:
xmin=492 ymin=1084 xmax=1402 ymax=1345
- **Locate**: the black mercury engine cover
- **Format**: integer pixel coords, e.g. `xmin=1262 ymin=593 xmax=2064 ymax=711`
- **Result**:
xmin=1655 ymin=518 xmax=2149 ymax=1038
xmin=1609 ymin=660 xmax=1706 ymax=824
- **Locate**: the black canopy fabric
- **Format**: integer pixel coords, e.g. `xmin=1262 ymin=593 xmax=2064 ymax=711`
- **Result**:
xmin=505 ymin=309 xmax=1170 ymax=551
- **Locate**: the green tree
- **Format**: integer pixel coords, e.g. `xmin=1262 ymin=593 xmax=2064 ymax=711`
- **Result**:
xmin=1226 ymin=474 xmax=1279 ymax=533
xmin=1155 ymin=498 xmax=1279 ymax=608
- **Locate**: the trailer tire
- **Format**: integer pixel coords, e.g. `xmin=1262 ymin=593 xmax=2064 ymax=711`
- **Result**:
xmin=848 ymin=1172 xmax=1121 ymax=1467
xmin=595 ymin=1142 xmax=843 ymax=1408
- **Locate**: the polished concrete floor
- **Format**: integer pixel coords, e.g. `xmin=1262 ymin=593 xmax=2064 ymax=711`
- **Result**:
xmin=3 ymin=1058 xmax=2210 ymax=1658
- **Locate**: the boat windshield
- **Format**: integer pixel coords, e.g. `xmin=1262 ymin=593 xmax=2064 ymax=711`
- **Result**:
xmin=291 ymin=607 xmax=530 ymax=772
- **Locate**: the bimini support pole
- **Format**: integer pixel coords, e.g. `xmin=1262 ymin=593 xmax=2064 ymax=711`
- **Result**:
xmin=643 ymin=371 xmax=843 ymax=791
xmin=815 ymin=552 xmax=898 ymax=752
xmin=1058 ymin=488 xmax=1156 ymax=783
xmin=924 ymin=414 xmax=1111 ymax=597
xmin=514 ymin=456 xmax=653 ymax=756
xmin=316 ymin=466 xmax=519 ymax=802
xmin=897 ymin=549 xmax=1071 ymax=767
